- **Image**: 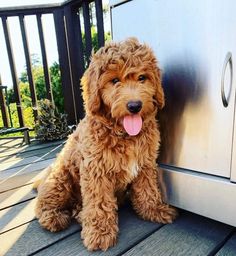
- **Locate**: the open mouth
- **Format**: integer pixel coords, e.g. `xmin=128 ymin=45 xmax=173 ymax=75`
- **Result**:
xmin=123 ymin=114 xmax=143 ymax=136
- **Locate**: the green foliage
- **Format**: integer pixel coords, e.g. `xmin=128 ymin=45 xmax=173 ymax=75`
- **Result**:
xmin=82 ymin=26 xmax=112 ymax=67
xmin=105 ymin=31 xmax=112 ymax=43
xmin=1 ymin=26 xmax=111 ymax=139
xmin=50 ymin=62 xmax=64 ymax=113
xmin=34 ymin=66 xmax=47 ymax=100
xmin=9 ymin=103 xmax=20 ymax=128
xmin=91 ymin=26 xmax=99 ymax=52
xmin=91 ymin=26 xmax=112 ymax=52
xmin=19 ymin=82 xmax=32 ymax=107
xmin=20 ymin=65 xmax=47 ymax=100
xmin=18 ymin=59 xmax=63 ymax=113
xmin=22 ymin=104 xmax=35 ymax=130
xmin=35 ymin=99 xmax=71 ymax=141
xmin=0 ymin=103 xmax=35 ymax=137
xmin=7 ymin=88 xmax=15 ymax=104
xmin=0 ymin=112 xmax=3 ymax=128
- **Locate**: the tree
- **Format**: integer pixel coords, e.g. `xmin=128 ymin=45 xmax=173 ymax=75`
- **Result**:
xmin=19 ymin=56 xmax=63 ymax=112
xmin=20 ymin=61 xmax=47 ymax=101
xmin=50 ymin=62 xmax=64 ymax=113
xmin=7 ymin=88 xmax=15 ymax=104
xmin=19 ymin=81 xmax=31 ymax=107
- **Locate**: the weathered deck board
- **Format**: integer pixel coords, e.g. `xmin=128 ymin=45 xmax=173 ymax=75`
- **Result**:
xmin=0 ymin=168 xmax=47 ymax=193
xmin=0 ymin=139 xmax=64 ymax=193
xmin=0 ymin=138 xmax=25 ymax=151
xmin=0 ymin=139 xmax=65 ymax=158
xmin=216 ymin=233 xmax=236 ymax=256
xmin=0 ymin=158 xmax=54 ymax=180
xmin=1 ymin=138 xmax=236 ymax=256
xmin=0 ymin=145 xmax=61 ymax=171
xmin=0 ymin=198 xmax=36 ymax=234
xmin=0 ymin=144 xmax=63 ymax=163
xmin=0 ymin=220 xmax=81 ymax=256
xmin=0 ymin=139 xmax=64 ymax=159
xmin=33 ymin=206 xmax=162 ymax=256
xmin=0 ymin=183 xmax=37 ymax=210
xmin=123 ymin=211 xmax=235 ymax=256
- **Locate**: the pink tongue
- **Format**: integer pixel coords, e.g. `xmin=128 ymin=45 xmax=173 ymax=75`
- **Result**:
xmin=123 ymin=115 xmax=143 ymax=136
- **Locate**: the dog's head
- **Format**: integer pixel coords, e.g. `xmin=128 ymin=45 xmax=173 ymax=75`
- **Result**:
xmin=81 ymin=38 xmax=164 ymax=136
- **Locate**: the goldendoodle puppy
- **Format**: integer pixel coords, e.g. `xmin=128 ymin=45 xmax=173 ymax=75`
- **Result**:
xmin=35 ymin=38 xmax=177 ymax=251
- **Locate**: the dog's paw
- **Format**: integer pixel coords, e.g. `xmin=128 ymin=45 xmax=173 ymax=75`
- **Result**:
xmin=81 ymin=225 xmax=118 ymax=251
xmin=38 ymin=209 xmax=71 ymax=232
xmin=155 ymin=204 xmax=178 ymax=224
xmin=150 ymin=204 xmax=178 ymax=224
xmin=138 ymin=204 xmax=178 ymax=224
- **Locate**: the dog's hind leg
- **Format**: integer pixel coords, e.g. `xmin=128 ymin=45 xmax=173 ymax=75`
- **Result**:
xmin=35 ymin=165 xmax=75 ymax=232
xmin=130 ymin=166 xmax=177 ymax=224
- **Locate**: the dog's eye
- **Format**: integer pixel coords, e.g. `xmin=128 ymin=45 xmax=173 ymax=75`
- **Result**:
xmin=138 ymin=75 xmax=146 ymax=82
xmin=111 ymin=78 xmax=120 ymax=85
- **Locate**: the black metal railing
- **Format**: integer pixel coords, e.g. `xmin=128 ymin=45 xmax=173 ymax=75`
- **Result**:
xmin=0 ymin=0 xmax=105 ymax=127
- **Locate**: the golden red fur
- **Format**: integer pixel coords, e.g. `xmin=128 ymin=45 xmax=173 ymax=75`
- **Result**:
xmin=35 ymin=38 xmax=177 ymax=251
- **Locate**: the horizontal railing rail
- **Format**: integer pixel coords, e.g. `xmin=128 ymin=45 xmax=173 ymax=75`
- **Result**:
xmin=0 ymin=4 xmax=61 ymax=16
xmin=0 ymin=0 xmax=105 ymax=129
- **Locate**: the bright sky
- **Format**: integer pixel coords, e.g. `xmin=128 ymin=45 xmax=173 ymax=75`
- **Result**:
xmin=0 ymin=14 xmax=58 ymax=87
xmin=0 ymin=0 xmax=110 ymax=87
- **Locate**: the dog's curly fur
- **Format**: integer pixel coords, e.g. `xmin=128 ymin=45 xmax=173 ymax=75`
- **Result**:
xmin=35 ymin=38 xmax=177 ymax=251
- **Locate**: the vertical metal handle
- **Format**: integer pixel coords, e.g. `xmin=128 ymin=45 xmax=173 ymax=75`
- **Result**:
xmin=221 ymin=52 xmax=233 ymax=107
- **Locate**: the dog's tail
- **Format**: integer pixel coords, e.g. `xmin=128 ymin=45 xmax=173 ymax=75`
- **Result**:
xmin=32 ymin=165 xmax=52 ymax=191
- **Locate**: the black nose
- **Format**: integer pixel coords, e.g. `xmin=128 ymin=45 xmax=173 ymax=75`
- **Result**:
xmin=127 ymin=101 xmax=142 ymax=114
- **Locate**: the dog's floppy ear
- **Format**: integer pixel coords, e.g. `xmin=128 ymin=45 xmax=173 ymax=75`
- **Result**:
xmin=153 ymin=67 xmax=165 ymax=109
xmin=81 ymin=58 xmax=101 ymax=115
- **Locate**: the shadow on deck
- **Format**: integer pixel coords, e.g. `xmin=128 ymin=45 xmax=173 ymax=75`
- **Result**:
xmin=0 ymin=138 xmax=236 ymax=256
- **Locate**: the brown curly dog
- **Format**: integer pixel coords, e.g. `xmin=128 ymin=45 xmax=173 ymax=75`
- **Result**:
xmin=35 ymin=38 xmax=177 ymax=251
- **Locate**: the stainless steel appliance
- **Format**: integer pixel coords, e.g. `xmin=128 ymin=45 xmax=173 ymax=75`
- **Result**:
xmin=110 ymin=0 xmax=236 ymax=226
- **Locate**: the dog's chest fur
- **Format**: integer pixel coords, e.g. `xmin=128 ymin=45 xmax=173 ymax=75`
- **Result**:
xmin=129 ymin=161 xmax=139 ymax=178
xmin=76 ymin=117 xmax=159 ymax=190
xmin=112 ymin=139 xmax=144 ymax=190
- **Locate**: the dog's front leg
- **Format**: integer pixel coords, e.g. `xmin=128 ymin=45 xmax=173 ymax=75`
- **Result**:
xmin=130 ymin=166 xmax=177 ymax=224
xmin=79 ymin=172 xmax=118 ymax=251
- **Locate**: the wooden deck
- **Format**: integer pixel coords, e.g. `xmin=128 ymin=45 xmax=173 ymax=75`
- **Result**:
xmin=1 ymin=138 xmax=236 ymax=256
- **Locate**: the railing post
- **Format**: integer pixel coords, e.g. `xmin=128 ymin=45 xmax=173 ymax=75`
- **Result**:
xmin=19 ymin=14 xmax=38 ymax=122
xmin=82 ymin=0 xmax=92 ymax=66
xmin=0 ymin=76 xmax=10 ymax=128
xmin=36 ymin=13 xmax=53 ymax=102
xmin=1 ymin=16 xmax=25 ymax=127
xmin=64 ymin=5 xmax=85 ymax=122
xmin=95 ymin=0 xmax=105 ymax=48
xmin=53 ymin=8 xmax=77 ymax=125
